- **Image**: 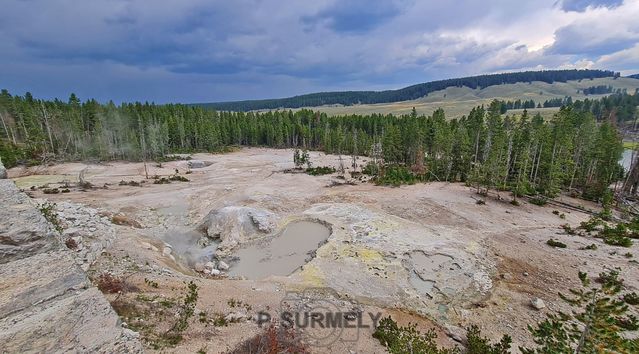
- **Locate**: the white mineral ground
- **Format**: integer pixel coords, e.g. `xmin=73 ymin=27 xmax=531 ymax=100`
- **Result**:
xmin=9 ymin=148 xmax=638 ymax=353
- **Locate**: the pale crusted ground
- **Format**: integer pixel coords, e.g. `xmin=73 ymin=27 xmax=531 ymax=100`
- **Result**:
xmin=9 ymin=148 xmax=638 ymax=353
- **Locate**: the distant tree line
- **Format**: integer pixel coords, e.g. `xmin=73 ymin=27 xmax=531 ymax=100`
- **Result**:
xmin=1 ymin=88 xmax=635 ymax=201
xmin=542 ymin=96 xmax=573 ymax=108
xmin=199 ymin=69 xmax=617 ymax=111
xmin=580 ymin=85 xmax=614 ymax=95
xmin=628 ymin=74 xmax=639 ymax=79
xmin=493 ymin=93 xmax=639 ymax=122
xmin=497 ymin=99 xmax=537 ymax=113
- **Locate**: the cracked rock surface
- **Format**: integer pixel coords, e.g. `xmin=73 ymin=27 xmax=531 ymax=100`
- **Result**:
xmin=0 ymin=180 xmax=142 ymax=353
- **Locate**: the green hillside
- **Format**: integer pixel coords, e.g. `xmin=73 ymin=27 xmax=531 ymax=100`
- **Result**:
xmin=198 ymin=69 xmax=617 ymax=112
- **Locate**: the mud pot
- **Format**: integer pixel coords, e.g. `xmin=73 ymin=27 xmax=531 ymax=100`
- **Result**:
xmin=228 ymin=220 xmax=331 ymax=279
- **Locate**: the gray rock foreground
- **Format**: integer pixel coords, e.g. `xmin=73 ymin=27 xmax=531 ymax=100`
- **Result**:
xmin=0 ymin=180 xmax=142 ymax=353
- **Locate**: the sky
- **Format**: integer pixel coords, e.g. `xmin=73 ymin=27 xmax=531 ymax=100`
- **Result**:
xmin=0 ymin=0 xmax=638 ymax=104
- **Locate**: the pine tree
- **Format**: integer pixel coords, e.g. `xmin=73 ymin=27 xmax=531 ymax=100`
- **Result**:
xmin=521 ymin=270 xmax=638 ymax=353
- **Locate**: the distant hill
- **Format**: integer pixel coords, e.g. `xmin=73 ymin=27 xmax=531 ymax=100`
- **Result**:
xmin=628 ymin=74 xmax=639 ymax=79
xmin=198 ymin=69 xmax=618 ymax=111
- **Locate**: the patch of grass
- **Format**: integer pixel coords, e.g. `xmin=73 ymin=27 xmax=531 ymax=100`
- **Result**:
xmin=113 ymin=281 xmax=199 ymax=350
xmin=227 ymin=298 xmax=252 ymax=312
xmin=547 ymin=239 xmax=567 ymax=248
xmin=623 ymin=252 xmax=633 ymax=258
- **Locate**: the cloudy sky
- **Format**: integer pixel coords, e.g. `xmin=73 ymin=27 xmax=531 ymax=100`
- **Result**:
xmin=0 ymin=0 xmax=637 ymax=103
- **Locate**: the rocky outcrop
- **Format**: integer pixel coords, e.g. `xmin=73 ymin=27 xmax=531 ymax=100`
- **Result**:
xmin=54 ymin=201 xmax=117 ymax=271
xmin=199 ymin=206 xmax=278 ymax=255
xmin=0 ymin=180 xmax=142 ymax=353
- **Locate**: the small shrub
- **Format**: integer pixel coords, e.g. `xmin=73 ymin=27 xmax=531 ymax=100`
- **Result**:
xmin=529 ymin=196 xmax=547 ymax=206
xmin=561 ymin=224 xmax=575 ymax=235
xmin=198 ymin=311 xmax=209 ymax=324
xmin=305 ymin=166 xmax=336 ymax=176
xmin=119 ymin=180 xmax=141 ymax=187
xmin=552 ymin=210 xmax=560 ymax=215
xmin=623 ymin=292 xmax=639 ymax=305
xmin=476 ymin=199 xmax=486 ymax=205
xmin=547 ymin=239 xmax=567 ymax=248
xmin=96 ymin=273 xmax=125 ymax=294
xmin=212 ymin=313 xmax=228 ymax=327
xmin=42 ymin=188 xmax=60 ymax=194
xmin=596 ymin=269 xmax=624 ymax=289
xmin=39 ymin=202 xmax=63 ymax=233
xmin=510 ymin=199 xmax=520 ymax=206
xmin=144 ymin=278 xmax=159 ymax=288
xmin=616 ymin=315 xmax=639 ymax=330
xmin=168 ymin=175 xmax=189 ymax=182
xmin=373 ymin=316 xmax=511 ymax=354
xmin=362 ymin=161 xmax=380 ymax=176
xmin=61 ymin=188 xmax=70 ymax=193
xmin=376 ymin=165 xmax=422 ymax=186
xmin=228 ymin=322 xmax=309 ymax=354
xmin=580 ymin=217 xmax=603 ymax=232
xmin=604 ymin=234 xmax=633 ymax=247
xmin=623 ymin=252 xmax=633 ymax=258
xmin=153 ymin=178 xmax=171 ymax=184
xmin=65 ymin=238 xmax=78 ymax=250
xmin=581 ymin=244 xmax=598 ymax=250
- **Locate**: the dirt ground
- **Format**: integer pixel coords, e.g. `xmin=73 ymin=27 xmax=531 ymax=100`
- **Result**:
xmin=9 ymin=148 xmax=638 ymax=353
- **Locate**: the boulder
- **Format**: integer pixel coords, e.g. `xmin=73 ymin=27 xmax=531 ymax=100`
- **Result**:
xmin=224 ymin=312 xmax=246 ymax=323
xmin=531 ymin=297 xmax=546 ymax=310
xmin=188 ymin=160 xmax=212 ymax=169
xmin=194 ymin=262 xmax=206 ymax=272
xmin=217 ymin=260 xmax=230 ymax=271
xmin=444 ymin=324 xmax=466 ymax=343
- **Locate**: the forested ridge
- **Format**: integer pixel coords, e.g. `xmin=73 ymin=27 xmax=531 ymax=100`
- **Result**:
xmin=1 ymin=88 xmax=637 ymax=201
xmin=198 ymin=69 xmax=617 ymax=111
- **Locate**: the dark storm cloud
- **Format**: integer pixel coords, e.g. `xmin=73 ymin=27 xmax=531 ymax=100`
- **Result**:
xmin=0 ymin=0 xmax=636 ymax=103
xmin=302 ymin=0 xmax=406 ymax=33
